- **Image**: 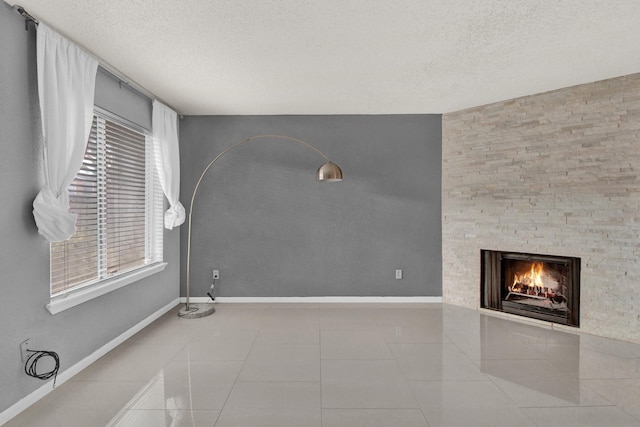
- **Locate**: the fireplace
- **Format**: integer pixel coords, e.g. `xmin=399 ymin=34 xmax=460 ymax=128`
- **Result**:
xmin=481 ymin=250 xmax=580 ymax=327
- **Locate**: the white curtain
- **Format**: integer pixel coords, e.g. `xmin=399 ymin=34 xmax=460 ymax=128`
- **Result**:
xmin=153 ymin=100 xmax=186 ymax=229
xmin=33 ymin=23 xmax=98 ymax=242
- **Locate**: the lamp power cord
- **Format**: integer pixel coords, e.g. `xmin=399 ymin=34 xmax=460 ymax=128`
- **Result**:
xmin=207 ymin=278 xmax=216 ymax=301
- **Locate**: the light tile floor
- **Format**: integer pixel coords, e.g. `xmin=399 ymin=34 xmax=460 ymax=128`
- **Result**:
xmin=6 ymin=303 xmax=640 ymax=427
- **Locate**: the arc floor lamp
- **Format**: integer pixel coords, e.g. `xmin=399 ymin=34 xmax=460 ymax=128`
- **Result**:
xmin=179 ymin=134 xmax=343 ymax=319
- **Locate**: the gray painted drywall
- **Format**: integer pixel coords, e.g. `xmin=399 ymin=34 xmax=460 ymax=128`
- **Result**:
xmin=179 ymin=115 xmax=441 ymax=298
xmin=0 ymin=3 xmax=179 ymax=416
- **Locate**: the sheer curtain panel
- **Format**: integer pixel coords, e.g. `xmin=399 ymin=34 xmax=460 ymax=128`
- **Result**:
xmin=152 ymin=100 xmax=185 ymax=229
xmin=33 ymin=23 xmax=98 ymax=242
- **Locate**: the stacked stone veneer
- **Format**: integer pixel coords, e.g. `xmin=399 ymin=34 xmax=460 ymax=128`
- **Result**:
xmin=442 ymin=73 xmax=640 ymax=343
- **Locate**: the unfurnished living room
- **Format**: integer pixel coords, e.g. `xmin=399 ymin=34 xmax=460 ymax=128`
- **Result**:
xmin=2 ymin=1 xmax=640 ymax=426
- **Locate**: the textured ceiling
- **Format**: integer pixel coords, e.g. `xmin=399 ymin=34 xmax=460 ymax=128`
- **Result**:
xmin=5 ymin=0 xmax=640 ymax=115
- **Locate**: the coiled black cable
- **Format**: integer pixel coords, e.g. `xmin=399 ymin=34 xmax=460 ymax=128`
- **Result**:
xmin=24 ymin=349 xmax=60 ymax=388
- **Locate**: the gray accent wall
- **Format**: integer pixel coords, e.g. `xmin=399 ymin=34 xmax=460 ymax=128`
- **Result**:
xmin=179 ymin=115 xmax=442 ymax=298
xmin=0 ymin=3 xmax=179 ymax=415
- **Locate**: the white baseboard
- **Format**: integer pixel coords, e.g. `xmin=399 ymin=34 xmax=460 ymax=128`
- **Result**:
xmin=0 ymin=298 xmax=180 ymax=427
xmin=180 ymin=296 xmax=443 ymax=303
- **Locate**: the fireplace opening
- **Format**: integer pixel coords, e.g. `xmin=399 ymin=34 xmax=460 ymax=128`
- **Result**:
xmin=481 ymin=250 xmax=580 ymax=327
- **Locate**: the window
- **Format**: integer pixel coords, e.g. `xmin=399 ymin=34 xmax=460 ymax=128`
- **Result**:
xmin=50 ymin=110 xmax=163 ymax=297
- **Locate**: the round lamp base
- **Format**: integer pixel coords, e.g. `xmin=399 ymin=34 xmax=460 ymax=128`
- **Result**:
xmin=178 ymin=303 xmax=215 ymax=319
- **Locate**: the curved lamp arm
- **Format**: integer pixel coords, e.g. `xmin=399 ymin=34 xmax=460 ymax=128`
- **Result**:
xmin=182 ymin=134 xmax=343 ymax=316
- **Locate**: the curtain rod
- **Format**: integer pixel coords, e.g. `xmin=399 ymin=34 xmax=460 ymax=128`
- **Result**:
xmin=12 ymin=4 xmax=179 ymax=114
xmin=14 ymin=5 xmax=37 ymax=24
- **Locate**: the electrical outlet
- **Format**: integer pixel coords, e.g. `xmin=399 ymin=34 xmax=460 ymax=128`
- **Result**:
xmin=20 ymin=339 xmax=31 ymax=362
xmin=395 ymin=269 xmax=403 ymax=280
xmin=212 ymin=269 xmax=220 ymax=280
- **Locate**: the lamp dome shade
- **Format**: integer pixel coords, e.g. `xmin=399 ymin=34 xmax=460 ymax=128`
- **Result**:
xmin=316 ymin=162 xmax=343 ymax=182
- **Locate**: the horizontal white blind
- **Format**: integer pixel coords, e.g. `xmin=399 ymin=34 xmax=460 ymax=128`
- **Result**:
xmin=105 ymin=120 xmax=147 ymax=275
xmin=51 ymin=113 xmax=162 ymax=296
xmin=50 ymin=120 xmax=100 ymax=294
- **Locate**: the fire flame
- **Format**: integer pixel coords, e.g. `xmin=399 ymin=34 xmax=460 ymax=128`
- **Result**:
xmin=507 ymin=261 xmax=565 ymax=303
xmin=510 ymin=262 xmax=550 ymax=295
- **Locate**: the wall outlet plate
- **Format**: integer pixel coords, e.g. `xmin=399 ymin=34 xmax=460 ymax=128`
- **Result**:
xmin=212 ymin=269 xmax=220 ymax=280
xmin=395 ymin=269 xmax=403 ymax=280
xmin=20 ymin=339 xmax=30 ymax=362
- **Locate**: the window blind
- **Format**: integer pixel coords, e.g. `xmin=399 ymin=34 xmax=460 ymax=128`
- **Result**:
xmin=50 ymin=120 xmax=100 ymax=294
xmin=105 ymin=120 xmax=147 ymax=275
xmin=51 ymin=113 xmax=162 ymax=296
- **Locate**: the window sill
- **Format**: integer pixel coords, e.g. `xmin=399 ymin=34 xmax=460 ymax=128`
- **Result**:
xmin=46 ymin=262 xmax=168 ymax=315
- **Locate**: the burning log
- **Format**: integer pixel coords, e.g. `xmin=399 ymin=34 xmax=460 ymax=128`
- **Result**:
xmin=507 ymin=261 xmax=566 ymax=303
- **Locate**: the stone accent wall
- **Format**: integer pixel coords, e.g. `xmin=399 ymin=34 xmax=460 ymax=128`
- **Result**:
xmin=442 ymin=73 xmax=640 ymax=343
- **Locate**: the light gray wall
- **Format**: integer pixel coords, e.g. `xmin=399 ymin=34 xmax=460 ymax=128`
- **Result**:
xmin=0 ymin=3 xmax=179 ymax=415
xmin=179 ymin=115 xmax=441 ymax=298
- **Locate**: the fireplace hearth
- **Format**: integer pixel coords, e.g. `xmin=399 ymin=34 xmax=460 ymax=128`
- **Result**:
xmin=481 ymin=250 xmax=580 ymax=327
